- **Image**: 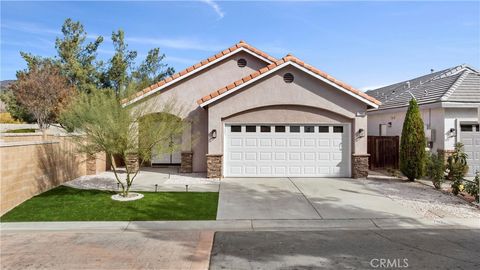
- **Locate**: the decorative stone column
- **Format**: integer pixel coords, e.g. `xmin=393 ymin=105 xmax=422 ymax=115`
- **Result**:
xmin=179 ymin=151 xmax=193 ymax=173
xmin=352 ymin=154 xmax=369 ymax=178
xmin=125 ymin=153 xmax=139 ymax=173
xmin=206 ymin=154 xmax=222 ymax=178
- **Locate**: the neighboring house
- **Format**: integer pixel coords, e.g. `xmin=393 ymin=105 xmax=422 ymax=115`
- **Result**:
xmin=124 ymin=41 xmax=380 ymax=178
xmin=366 ymin=65 xmax=480 ymax=176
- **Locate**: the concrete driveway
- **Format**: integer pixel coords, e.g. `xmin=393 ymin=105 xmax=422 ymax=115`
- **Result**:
xmin=217 ymin=178 xmax=421 ymax=220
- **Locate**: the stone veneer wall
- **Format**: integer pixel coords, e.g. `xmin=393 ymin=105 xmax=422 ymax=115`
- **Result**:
xmin=437 ymin=149 xmax=455 ymax=164
xmin=180 ymin=152 xmax=193 ymax=173
xmin=206 ymin=154 xmax=222 ymax=178
xmin=0 ymin=134 xmax=106 ymax=216
xmin=352 ymin=154 xmax=369 ymax=178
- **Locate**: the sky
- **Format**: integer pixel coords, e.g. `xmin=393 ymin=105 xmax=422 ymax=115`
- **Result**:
xmin=1 ymin=0 xmax=479 ymax=91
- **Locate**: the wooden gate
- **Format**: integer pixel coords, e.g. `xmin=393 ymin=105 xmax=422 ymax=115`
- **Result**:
xmin=368 ymin=136 xmax=400 ymax=169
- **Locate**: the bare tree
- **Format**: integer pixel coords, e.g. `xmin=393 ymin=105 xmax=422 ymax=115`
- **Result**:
xmin=13 ymin=61 xmax=74 ymax=130
xmin=60 ymin=89 xmax=186 ymax=198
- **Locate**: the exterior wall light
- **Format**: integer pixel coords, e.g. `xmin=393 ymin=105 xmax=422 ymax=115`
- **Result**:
xmin=387 ymin=122 xmax=392 ymax=128
xmin=211 ymin=129 xmax=217 ymax=139
xmin=358 ymin=128 xmax=365 ymax=138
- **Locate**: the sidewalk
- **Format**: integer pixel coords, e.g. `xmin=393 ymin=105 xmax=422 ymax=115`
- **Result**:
xmin=2 ymin=217 xmax=479 ymax=232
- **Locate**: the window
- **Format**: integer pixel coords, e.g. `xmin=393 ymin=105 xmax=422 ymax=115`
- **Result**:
xmin=290 ymin=126 xmax=300 ymax=133
xmin=283 ymin=73 xmax=294 ymax=83
xmin=461 ymin=125 xmax=473 ymax=132
xmin=318 ymin=126 xmax=329 ymax=133
xmin=246 ymin=126 xmax=256 ymax=132
xmin=237 ymin=58 xmax=247 ymax=67
xmin=304 ymin=126 xmax=315 ymax=133
xmin=231 ymin=125 xmax=241 ymax=132
xmin=275 ymin=126 xmax=286 ymax=132
xmin=476 ymin=124 xmax=480 ymax=132
xmin=261 ymin=126 xmax=271 ymax=132
xmin=333 ymin=126 xmax=344 ymax=133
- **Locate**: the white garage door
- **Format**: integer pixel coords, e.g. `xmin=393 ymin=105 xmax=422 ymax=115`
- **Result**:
xmin=224 ymin=124 xmax=350 ymax=177
xmin=460 ymin=123 xmax=480 ymax=176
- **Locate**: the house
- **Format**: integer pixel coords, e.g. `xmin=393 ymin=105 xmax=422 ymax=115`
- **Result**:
xmin=123 ymin=41 xmax=380 ymax=178
xmin=366 ymin=65 xmax=480 ymax=176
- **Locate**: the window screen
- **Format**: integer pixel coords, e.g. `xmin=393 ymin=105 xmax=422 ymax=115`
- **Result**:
xmin=333 ymin=126 xmax=344 ymax=133
xmin=290 ymin=126 xmax=300 ymax=133
xmin=246 ymin=126 xmax=256 ymax=132
xmin=275 ymin=126 xmax=286 ymax=132
xmin=318 ymin=126 xmax=329 ymax=133
xmin=304 ymin=126 xmax=315 ymax=133
xmin=261 ymin=126 xmax=271 ymax=132
xmin=461 ymin=125 xmax=473 ymax=132
xmin=231 ymin=125 xmax=241 ymax=132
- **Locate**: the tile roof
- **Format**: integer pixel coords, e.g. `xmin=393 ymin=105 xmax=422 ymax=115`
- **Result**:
xmin=197 ymin=54 xmax=381 ymax=106
xmin=121 ymin=41 xmax=277 ymax=105
xmin=366 ymin=65 xmax=479 ymax=110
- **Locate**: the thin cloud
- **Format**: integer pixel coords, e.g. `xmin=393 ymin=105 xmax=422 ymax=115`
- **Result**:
xmin=1 ymin=21 xmax=60 ymax=36
xmin=126 ymin=36 xmax=227 ymax=52
xmin=201 ymin=0 xmax=225 ymax=19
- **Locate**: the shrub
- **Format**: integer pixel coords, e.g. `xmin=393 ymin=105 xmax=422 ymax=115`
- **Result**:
xmin=427 ymin=153 xmax=445 ymax=189
xmin=400 ymin=99 xmax=427 ymax=181
xmin=465 ymin=172 xmax=479 ymax=203
xmin=446 ymin=143 xmax=469 ymax=195
xmin=0 ymin=112 xmax=21 ymax=124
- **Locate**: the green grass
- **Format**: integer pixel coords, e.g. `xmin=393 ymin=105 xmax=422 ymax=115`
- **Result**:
xmin=1 ymin=186 xmax=218 ymax=222
xmin=4 ymin=128 xmax=36 ymax=133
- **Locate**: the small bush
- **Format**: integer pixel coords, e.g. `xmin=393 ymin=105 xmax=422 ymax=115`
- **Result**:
xmin=447 ymin=143 xmax=469 ymax=195
xmin=427 ymin=153 xmax=445 ymax=189
xmin=465 ymin=172 xmax=479 ymax=203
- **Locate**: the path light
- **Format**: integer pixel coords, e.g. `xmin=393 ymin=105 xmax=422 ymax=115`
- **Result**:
xmin=185 ymin=185 xmax=189 ymax=192
xmin=117 ymin=183 xmax=120 ymax=190
xmin=155 ymin=184 xmax=158 ymax=192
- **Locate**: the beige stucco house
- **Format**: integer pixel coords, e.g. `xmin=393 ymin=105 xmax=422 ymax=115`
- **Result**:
xmin=123 ymin=41 xmax=380 ymax=178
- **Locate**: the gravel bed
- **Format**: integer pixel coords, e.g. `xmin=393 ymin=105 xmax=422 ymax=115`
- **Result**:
xmin=364 ymin=178 xmax=480 ymax=218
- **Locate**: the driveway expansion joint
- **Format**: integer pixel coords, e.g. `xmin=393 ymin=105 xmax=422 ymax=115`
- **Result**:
xmin=287 ymin=177 xmax=324 ymax=219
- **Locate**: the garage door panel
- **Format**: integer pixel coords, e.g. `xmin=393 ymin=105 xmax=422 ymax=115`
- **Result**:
xmin=259 ymin=139 xmax=272 ymax=147
xmin=245 ymin=152 xmax=257 ymax=161
xmin=245 ymin=138 xmax=257 ymax=147
xmin=461 ymin=127 xmax=480 ymax=176
xmin=275 ymin=139 xmax=287 ymax=147
xmin=225 ymin=124 xmax=350 ymax=177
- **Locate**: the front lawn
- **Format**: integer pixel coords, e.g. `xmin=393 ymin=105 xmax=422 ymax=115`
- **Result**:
xmin=1 ymin=186 xmax=218 ymax=222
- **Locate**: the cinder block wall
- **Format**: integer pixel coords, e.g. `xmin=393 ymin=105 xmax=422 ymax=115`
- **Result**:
xmin=0 ymin=134 xmax=106 ymax=216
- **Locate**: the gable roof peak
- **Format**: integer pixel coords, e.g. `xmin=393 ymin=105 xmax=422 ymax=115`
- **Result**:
xmin=122 ymin=40 xmax=277 ymax=105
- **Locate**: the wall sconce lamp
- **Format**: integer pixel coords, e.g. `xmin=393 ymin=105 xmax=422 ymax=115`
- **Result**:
xmin=211 ymin=129 xmax=217 ymax=139
xmin=449 ymin=128 xmax=456 ymax=133
xmin=358 ymin=128 xmax=365 ymax=138
xmin=387 ymin=122 xmax=392 ymax=128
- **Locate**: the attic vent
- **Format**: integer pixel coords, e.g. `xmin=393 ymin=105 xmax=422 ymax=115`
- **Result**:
xmin=237 ymin=58 xmax=247 ymax=68
xmin=283 ymin=73 xmax=294 ymax=83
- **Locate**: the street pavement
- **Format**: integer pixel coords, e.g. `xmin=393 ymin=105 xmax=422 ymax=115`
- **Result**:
xmin=210 ymin=229 xmax=480 ymax=270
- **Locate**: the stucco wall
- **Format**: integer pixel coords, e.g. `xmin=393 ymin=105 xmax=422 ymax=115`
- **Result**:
xmin=367 ymin=107 xmax=445 ymax=151
xmin=368 ymin=105 xmax=479 ymax=152
xmin=207 ymin=65 xmax=370 ymax=155
xmin=132 ymin=52 xmax=269 ymax=172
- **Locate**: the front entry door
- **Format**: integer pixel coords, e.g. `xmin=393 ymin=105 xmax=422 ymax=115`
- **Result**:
xmin=151 ymin=135 xmax=181 ymax=165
